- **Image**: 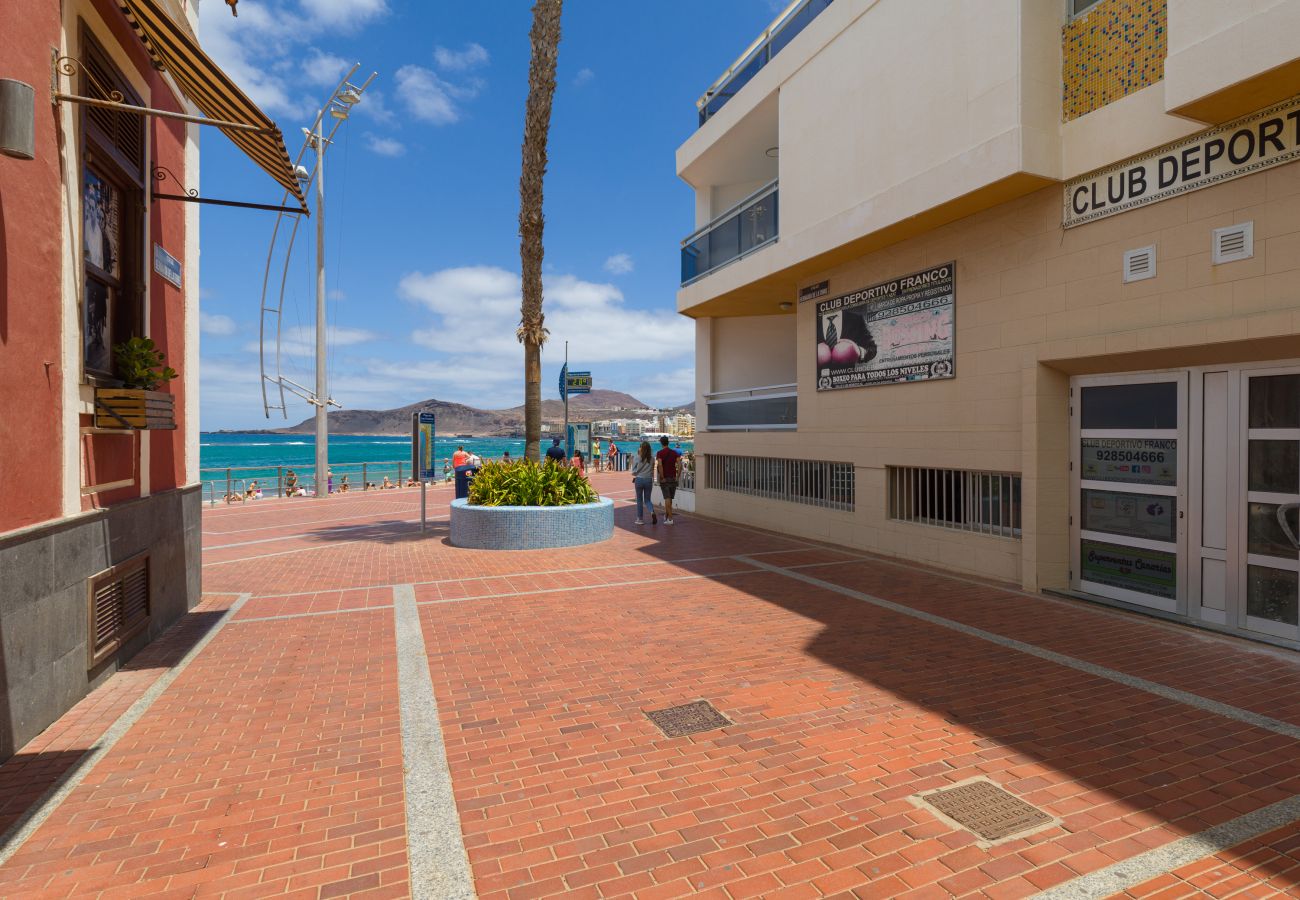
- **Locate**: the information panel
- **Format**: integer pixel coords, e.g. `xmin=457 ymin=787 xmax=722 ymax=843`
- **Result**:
xmin=411 ymin=411 xmax=436 ymax=480
xmin=1080 ymin=438 xmax=1176 ymax=486
xmin=815 ymin=263 xmax=954 ymax=391
xmin=1080 ymin=539 xmax=1176 ymax=600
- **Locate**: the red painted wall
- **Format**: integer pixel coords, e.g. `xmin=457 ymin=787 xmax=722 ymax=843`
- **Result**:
xmin=0 ymin=1 xmax=66 ymax=533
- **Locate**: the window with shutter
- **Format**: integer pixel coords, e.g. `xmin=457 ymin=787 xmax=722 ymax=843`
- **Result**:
xmin=87 ymin=554 xmax=151 ymax=668
xmin=79 ymin=25 xmax=146 ymax=381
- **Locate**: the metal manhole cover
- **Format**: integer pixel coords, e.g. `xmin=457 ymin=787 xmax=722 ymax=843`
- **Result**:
xmin=645 ymin=701 xmax=731 ymax=738
xmin=920 ymin=780 xmax=1051 ymax=842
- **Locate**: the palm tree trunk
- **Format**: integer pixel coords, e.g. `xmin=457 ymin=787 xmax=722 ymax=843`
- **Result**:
xmin=517 ymin=0 xmax=563 ymax=462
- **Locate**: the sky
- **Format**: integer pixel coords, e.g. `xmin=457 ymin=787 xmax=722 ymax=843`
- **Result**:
xmin=196 ymin=0 xmax=788 ymax=430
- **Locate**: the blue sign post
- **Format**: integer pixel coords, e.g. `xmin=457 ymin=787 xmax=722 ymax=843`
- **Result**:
xmin=412 ymin=411 xmax=435 ymax=532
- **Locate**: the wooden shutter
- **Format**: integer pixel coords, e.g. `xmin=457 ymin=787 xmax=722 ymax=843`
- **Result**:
xmin=87 ymin=554 xmax=151 ymax=668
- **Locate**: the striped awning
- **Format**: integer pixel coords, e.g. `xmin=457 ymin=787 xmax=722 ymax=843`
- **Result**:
xmin=117 ymin=0 xmax=306 ymax=209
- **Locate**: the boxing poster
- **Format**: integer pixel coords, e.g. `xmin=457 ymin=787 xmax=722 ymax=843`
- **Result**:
xmin=815 ymin=263 xmax=955 ymax=391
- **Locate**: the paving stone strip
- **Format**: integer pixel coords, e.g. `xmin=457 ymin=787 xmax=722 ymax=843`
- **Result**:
xmin=392 ymin=584 xmax=476 ymax=899
xmin=1036 ymin=794 xmax=1300 ymax=898
xmin=0 ymin=592 xmax=250 ymax=866
xmin=741 ymin=555 xmax=1300 ymax=894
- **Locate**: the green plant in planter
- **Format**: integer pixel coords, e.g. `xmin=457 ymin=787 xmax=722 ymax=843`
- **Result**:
xmin=113 ymin=337 xmax=178 ymax=390
xmin=468 ymin=459 xmax=598 ymax=507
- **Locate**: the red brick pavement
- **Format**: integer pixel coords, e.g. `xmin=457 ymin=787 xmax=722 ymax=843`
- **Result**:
xmin=2 ymin=473 xmax=1300 ymax=898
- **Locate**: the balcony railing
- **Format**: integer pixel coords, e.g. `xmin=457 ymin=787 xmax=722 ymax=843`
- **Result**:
xmin=705 ymin=382 xmax=796 ymax=431
xmin=696 ymin=0 xmax=834 ymax=126
xmin=681 ymin=179 xmax=778 ymax=285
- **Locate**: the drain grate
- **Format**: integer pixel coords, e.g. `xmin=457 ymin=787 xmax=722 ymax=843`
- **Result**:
xmin=920 ymin=780 xmax=1052 ymax=842
xmin=645 ymin=700 xmax=731 ymax=738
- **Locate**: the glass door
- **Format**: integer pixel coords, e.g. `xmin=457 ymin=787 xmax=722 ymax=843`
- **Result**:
xmin=1072 ymin=374 xmax=1186 ymax=613
xmin=1240 ymin=369 xmax=1300 ymax=640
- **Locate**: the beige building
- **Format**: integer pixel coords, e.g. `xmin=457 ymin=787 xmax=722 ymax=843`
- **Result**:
xmin=677 ymin=0 xmax=1300 ymax=649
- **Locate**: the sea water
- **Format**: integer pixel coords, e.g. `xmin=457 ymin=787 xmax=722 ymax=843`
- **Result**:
xmin=199 ymin=432 xmax=692 ymax=498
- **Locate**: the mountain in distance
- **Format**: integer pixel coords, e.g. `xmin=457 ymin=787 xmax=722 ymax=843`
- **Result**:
xmin=255 ymin=389 xmax=659 ymax=436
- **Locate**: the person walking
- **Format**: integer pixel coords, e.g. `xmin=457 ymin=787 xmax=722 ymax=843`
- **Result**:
xmin=630 ymin=441 xmax=654 ymax=525
xmin=608 ymin=439 xmax=619 ymax=471
xmin=593 ymin=437 xmax=603 ymax=472
xmin=655 ymin=435 xmax=681 ymax=525
xmin=545 ymin=436 xmax=567 ymax=464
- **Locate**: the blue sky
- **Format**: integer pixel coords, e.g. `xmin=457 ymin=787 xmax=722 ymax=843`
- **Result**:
xmin=196 ymin=0 xmax=784 ymax=430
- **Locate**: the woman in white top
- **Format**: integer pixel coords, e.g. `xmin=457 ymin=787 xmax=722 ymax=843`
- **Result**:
xmin=629 ymin=441 xmax=655 ymax=525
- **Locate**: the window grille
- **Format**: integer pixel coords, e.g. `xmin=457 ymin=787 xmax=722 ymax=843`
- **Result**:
xmin=888 ymin=466 xmax=1022 ymax=538
xmin=706 ymin=454 xmax=854 ymax=511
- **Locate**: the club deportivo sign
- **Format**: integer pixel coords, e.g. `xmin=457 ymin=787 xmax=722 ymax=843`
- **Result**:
xmin=1064 ymin=96 xmax=1300 ymax=228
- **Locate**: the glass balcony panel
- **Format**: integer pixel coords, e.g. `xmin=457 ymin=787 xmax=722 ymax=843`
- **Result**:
xmin=698 ymin=0 xmax=834 ymax=125
xmin=681 ymin=184 xmax=778 ymax=285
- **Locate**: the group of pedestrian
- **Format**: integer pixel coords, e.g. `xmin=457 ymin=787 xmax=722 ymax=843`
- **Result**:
xmin=630 ymin=435 xmax=680 ymax=526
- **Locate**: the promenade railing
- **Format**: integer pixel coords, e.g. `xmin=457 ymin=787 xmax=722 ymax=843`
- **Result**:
xmin=199 ymin=459 xmax=448 ymax=504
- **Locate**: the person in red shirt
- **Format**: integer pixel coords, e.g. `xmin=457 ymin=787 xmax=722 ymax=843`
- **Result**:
xmin=654 ymin=435 xmax=680 ymax=525
xmin=452 ymin=445 xmax=470 ymax=468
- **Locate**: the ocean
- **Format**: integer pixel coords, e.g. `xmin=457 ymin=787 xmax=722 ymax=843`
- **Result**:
xmin=199 ymin=432 xmax=692 ymax=498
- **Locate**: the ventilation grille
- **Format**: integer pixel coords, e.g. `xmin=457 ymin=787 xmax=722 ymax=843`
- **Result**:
xmin=1122 ymin=245 xmax=1156 ymax=283
xmin=88 ymin=555 xmax=150 ymax=667
xmin=1212 ymin=222 xmax=1254 ymax=265
xmin=82 ymin=36 xmax=145 ymax=175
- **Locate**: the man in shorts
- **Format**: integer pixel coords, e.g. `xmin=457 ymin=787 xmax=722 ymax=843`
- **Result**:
xmin=654 ymin=435 xmax=680 ymax=525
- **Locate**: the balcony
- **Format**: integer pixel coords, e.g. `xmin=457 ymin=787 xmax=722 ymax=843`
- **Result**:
xmin=705 ymin=382 xmax=797 ymax=431
xmin=697 ymin=0 xmax=835 ymax=127
xmin=681 ymin=179 xmax=778 ymax=285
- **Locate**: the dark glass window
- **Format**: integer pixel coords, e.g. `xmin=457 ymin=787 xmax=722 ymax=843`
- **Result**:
xmin=80 ymin=26 xmax=144 ymax=380
xmin=1080 ymin=382 xmax=1177 ymax=430
xmin=1249 ymin=375 xmax=1300 ymax=429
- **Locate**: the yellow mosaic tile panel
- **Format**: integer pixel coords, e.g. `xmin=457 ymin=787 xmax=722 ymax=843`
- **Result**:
xmin=1063 ymin=0 xmax=1167 ymax=121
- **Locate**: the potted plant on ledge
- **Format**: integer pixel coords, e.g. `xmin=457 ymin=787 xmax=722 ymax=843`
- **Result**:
xmin=94 ymin=337 xmax=178 ymax=430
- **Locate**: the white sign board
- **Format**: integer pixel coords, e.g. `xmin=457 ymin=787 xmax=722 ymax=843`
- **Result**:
xmin=1064 ymin=97 xmax=1300 ymax=228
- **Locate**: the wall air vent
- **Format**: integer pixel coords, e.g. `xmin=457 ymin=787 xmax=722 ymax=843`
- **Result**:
xmin=87 ymin=554 xmax=151 ymax=668
xmin=1212 ymin=222 xmax=1253 ymax=264
xmin=1122 ymin=245 xmax=1156 ymax=283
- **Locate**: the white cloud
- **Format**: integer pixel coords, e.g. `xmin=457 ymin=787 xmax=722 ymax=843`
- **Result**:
xmin=434 ymin=43 xmax=489 ymax=71
xmin=573 ymin=67 xmax=595 ymax=87
xmin=299 ymin=0 xmax=388 ymax=29
xmin=395 ymin=65 xmax=467 ymax=125
xmin=398 ymin=265 xmax=693 ymax=365
xmin=354 ymin=88 xmax=395 ymax=124
xmin=364 ymin=133 xmax=406 ymax=157
xmin=200 ymin=312 xmax=238 ymax=336
xmin=302 ymin=48 xmax=351 ymax=87
xmin=328 ymin=288 xmax=347 ymax=300
xmin=198 ymin=1 xmax=386 ymax=120
xmin=635 ymin=367 xmax=696 ymax=406
xmin=245 ymin=324 xmax=378 ymax=358
xmin=603 ymin=253 xmax=634 ymax=275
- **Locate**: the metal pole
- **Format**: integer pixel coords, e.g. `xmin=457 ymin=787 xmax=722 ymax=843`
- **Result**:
xmin=313 ymin=115 xmax=328 ymax=499
xmin=563 ymin=340 xmax=569 ymax=459
xmin=421 ymin=482 xmax=427 ymax=533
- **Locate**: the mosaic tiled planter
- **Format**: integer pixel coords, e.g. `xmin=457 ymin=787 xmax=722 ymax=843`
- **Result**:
xmin=449 ymin=497 xmax=614 ymax=550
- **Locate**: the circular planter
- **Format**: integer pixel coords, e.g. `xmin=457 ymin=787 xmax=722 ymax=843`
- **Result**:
xmin=449 ymin=497 xmax=614 ymax=550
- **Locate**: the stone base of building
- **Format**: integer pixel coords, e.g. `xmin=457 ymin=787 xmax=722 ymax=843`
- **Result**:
xmin=0 ymin=485 xmax=201 ymax=761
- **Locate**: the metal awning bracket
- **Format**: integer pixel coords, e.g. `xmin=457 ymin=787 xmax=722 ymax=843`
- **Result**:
xmin=51 ymin=53 xmax=274 ymax=134
xmin=151 ymin=167 xmax=307 ymax=215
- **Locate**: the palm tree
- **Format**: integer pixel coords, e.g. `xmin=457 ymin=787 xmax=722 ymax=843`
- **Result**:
xmin=517 ymin=0 xmax=563 ymax=461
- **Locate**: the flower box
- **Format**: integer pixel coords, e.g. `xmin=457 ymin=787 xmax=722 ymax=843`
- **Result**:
xmin=94 ymin=388 xmax=176 ymax=430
